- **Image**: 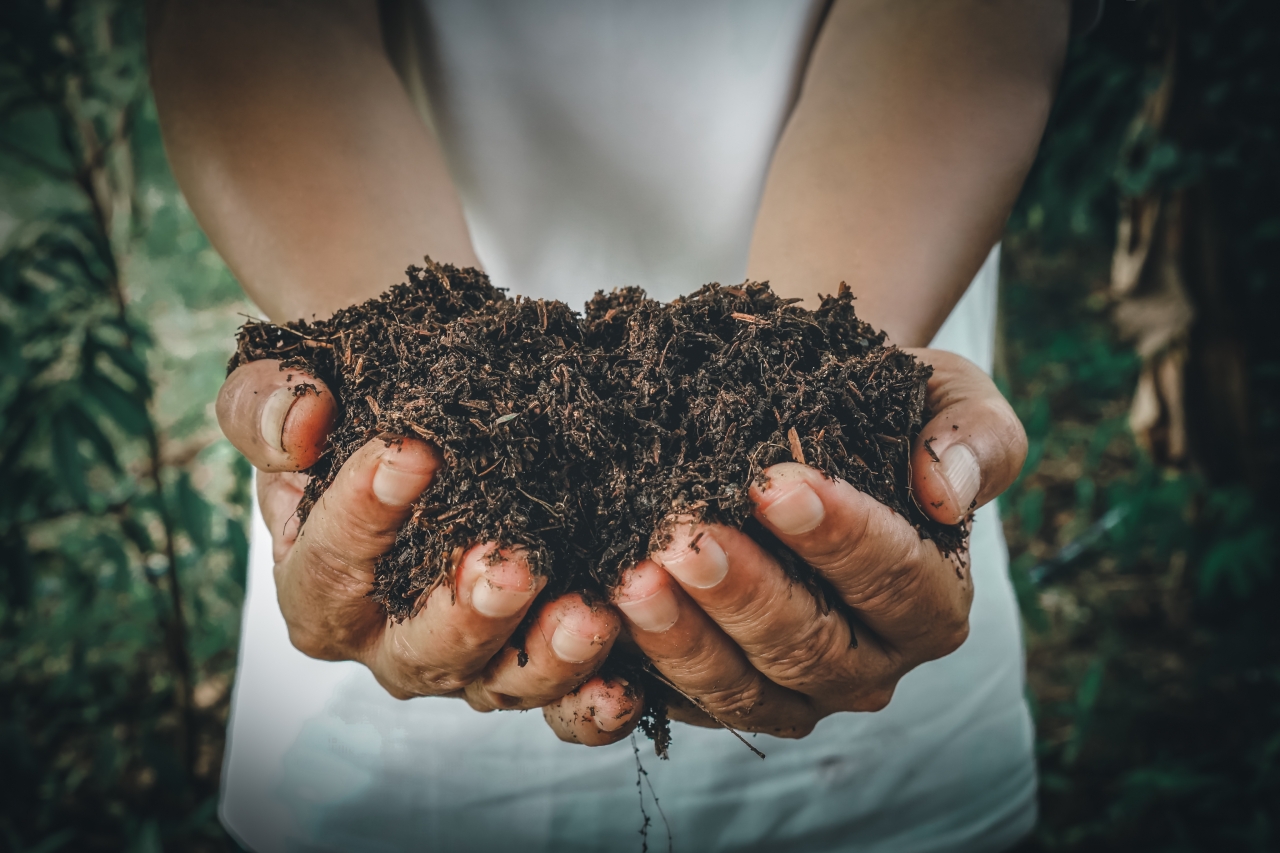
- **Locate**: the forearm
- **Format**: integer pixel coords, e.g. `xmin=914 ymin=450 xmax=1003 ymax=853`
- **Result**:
xmin=148 ymin=0 xmax=477 ymax=323
xmin=748 ymin=0 xmax=1069 ymax=347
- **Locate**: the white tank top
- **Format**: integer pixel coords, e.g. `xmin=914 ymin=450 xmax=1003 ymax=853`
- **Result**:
xmin=219 ymin=3 xmax=1036 ymax=850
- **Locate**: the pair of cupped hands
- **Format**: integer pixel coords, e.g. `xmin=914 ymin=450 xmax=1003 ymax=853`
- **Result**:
xmin=218 ymin=348 xmax=1026 ymax=746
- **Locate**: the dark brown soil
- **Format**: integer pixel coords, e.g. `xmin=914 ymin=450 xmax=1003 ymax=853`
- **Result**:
xmin=230 ymin=259 xmax=964 ymax=746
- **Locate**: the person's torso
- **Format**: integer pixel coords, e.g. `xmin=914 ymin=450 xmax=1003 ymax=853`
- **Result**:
xmin=219 ymin=4 xmax=1035 ymax=850
xmin=401 ymin=0 xmax=827 ymax=306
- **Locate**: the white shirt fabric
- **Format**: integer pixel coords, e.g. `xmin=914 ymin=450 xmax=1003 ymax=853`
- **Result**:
xmin=219 ymin=2 xmax=1037 ymax=850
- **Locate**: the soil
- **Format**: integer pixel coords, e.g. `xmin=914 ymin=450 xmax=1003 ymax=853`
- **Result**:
xmin=230 ymin=259 xmax=965 ymax=750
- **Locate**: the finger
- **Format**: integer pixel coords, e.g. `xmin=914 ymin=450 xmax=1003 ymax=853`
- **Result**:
xmin=614 ymin=560 xmax=819 ymax=734
xmin=275 ymin=436 xmax=440 ymax=661
xmin=369 ymin=543 xmax=547 ymax=699
xmin=648 ymin=520 xmax=898 ymax=713
xmin=750 ymin=463 xmax=972 ymax=665
xmin=217 ymin=359 xmax=338 ymax=472
xmin=906 ymin=348 xmax=1028 ymax=524
xmin=542 ymin=676 xmax=642 ymax=746
xmin=463 ymin=593 xmax=621 ymax=710
xmin=257 ymin=472 xmax=309 ymax=562
xmin=664 ymin=690 xmax=720 ymax=729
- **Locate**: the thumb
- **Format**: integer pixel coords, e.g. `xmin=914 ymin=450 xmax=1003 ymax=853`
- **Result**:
xmin=907 ymin=349 xmax=1028 ymax=525
xmin=216 ymin=359 xmax=338 ymax=472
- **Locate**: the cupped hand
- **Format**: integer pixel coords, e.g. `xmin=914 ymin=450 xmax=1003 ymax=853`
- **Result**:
xmin=218 ymin=360 xmax=630 ymax=739
xmin=542 ymin=349 xmax=1027 ymax=745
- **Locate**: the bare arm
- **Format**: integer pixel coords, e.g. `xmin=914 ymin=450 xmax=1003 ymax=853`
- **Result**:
xmin=148 ymin=0 xmax=477 ymax=322
xmin=749 ymin=0 xmax=1069 ymax=346
xmin=151 ymin=1 xmax=625 ymax=733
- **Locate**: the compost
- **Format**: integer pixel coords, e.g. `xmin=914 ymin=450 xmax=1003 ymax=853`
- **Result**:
xmin=230 ymin=259 xmax=965 ymax=746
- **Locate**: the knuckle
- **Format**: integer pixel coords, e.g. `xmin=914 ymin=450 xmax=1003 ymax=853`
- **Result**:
xmin=1006 ymin=409 xmax=1030 ymax=459
xmin=277 ymin=577 xmax=378 ymax=657
xmin=424 ymin=671 xmax=470 ymax=694
xmin=321 ymin=502 xmax=399 ymax=557
xmin=284 ymin=544 xmax=375 ymax=601
xmin=702 ymin=676 xmax=768 ymax=723
xmin=387 ymin=631 xmax=472 ymax=695
xmin=277 ymin=599 xmax=366 ymax=663
xmin=979 ymin=397 xmax=1029 ymax=484
xmin=489 ymin=691 xmax=531 ymax=710
xmin=987 ymin=395 xmax=1027 ymax=442
xmin=517 ymin=682 xmax=575 ymax=709
xmin=284 ymin=624 xmax=346 ymax=662
xmin=803 ymin=501 xmax=874 ymax=570
xmin=758 ymin=616 xmax=850 ymax=691
xmin=369 ymin=669 xmax=423 ymax=701
xmin=932 ymin=614 xmax=971 ymax=660
xmin=382 ymin=683 xmax=420 ymax=702
xmin=850 ymin=684 xmax=896 ymax=713
xmin=384 ymin=669 xmax=468 ymax=699
xmin=842 ymin=556 xmax=920 ymax=614
xmin=435 ymin=626 xmax=492 ymax=664
xmin=462 ymin=685 xmax=504 ymax=712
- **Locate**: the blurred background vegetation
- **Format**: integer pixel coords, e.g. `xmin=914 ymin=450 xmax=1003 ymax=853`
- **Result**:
xmin=0 ymin=1 xmax=1276 ymax=851
xmin=0 ymin=3 xmax=250 ymax=851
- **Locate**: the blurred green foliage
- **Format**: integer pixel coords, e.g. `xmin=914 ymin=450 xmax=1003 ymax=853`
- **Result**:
xmin=1002 ymin=1 xmax=1280 ymax=850
xmin=0 ymin=2 xmax=251 ymax=850
xmin=1 ymin=1 xmax=1277 ymax=852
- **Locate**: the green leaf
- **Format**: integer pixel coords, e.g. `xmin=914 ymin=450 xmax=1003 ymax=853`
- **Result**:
xmin=129 ymin=819 xmax=162 ymax=853
xmin=1063 ymin=656 xmax=1107 ymax=767
xmin=52 ymin=410 xmax=90 ymax=507
xmin=224 ymin=516 xmax=249 ymax=593
xmin=97 ymin=339 xmax=151 ymax=388
xmin=65 ymin=400 xmax=120 ymax=472
xmin=1199 ymin=525 xmax=1274 ymax=598
xmin=83 ymin=372 xmax=151 ymax=437
xmin=173 ymin=470 xmax=211 ymax=550
xmin=120 ymin=515 xmax=155 ymax=554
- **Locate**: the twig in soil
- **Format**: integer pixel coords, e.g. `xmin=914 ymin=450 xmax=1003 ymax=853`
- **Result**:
xmin=645 ymin=666 xmax=766 ymax=759
xmin=516 ymin=488 xmax=564 ymax=518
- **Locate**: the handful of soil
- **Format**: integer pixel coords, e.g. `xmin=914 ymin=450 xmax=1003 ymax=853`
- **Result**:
xmin=230 ymin=259 xmax=964 ymax=743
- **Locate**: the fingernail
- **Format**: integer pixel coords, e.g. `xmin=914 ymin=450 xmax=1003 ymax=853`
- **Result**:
xmin=595 ymin=680 xmax=631 ymax=732
xmin=653 ymin=530 xmax=728 ymax=589
xmin=939 ymin=443 xmax=981 ymax=510
xmin=761 ymin=483 xmax=825 ymax=535
xmin=616 ymin=585 xmax=679 ymax=633
xmin=471 ymin=566 xmax=537 ymax=619
xmin=260 ymin=386 xmax=297 ymax=454
xmin=372 ymin=449 xmax=430 ymax=507
xmin=551 ymin=622 xmax=604 ymax=664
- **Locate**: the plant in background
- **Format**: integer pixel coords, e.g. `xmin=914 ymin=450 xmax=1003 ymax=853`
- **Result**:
xmin=1003 ymin=1 xmax=1280 ymax=849
xmin=0 ymin=2 xmax=250 ymax=850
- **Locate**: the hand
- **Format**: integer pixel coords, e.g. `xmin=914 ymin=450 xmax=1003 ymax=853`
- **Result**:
xmin=217 ymin=360 xmax=630 ymax=739
xmin=541 ymin=349 xmax=1026 ymax=743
